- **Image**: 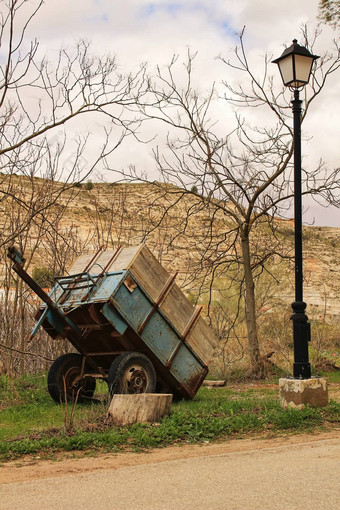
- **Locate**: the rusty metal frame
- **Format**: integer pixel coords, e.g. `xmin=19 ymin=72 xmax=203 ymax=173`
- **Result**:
xmin=58 ymin=246 xmax=104 ymax=305
xmin=80 ymin=246 xmax=122 ymax=303
xmin=97 ymin=246 xmax=122 ymax=277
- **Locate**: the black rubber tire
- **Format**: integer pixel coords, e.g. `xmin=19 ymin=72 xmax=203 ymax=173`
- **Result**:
xmin=47 ymin=353 xmax=96 ymax=403
xmin=107 ymin=352 xmax=156 ymax=396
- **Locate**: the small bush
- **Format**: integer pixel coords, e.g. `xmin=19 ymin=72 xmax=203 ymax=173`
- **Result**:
xmin=32 ymin=266 xmax=55 ymax=288
xmin=85 ymin=180 xmax=94 ymax=191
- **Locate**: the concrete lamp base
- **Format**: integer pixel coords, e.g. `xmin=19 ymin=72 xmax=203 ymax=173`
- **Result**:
xmin=279 ymin=377 xmax=328 ymax=409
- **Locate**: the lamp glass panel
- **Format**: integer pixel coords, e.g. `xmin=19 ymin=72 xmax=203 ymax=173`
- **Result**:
xmin=294 ymin=54 xmax=313 ymax=84
xmin=278 ymin=55 xmax=294 ymax=86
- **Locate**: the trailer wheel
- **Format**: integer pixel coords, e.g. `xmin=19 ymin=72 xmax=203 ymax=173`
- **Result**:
xmin=108 ymin=352 xmax=156 ymax=396
xmin=48 ymin=353 xmax=96 ymax=403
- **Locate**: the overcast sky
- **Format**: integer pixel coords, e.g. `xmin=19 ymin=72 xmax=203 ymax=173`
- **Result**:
xmin=18 ymin=1 xmax=340 ymax=226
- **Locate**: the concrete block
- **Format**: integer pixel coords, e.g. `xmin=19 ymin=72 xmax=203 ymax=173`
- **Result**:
xmin=279 ymin=377 xmax=328 ymax=409
xmin=107 ymin=393 xmax=173 ymax=426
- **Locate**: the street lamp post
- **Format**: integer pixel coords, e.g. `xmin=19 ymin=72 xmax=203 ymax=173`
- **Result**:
xmin=273 ymin=40 xmax=319 ymax=379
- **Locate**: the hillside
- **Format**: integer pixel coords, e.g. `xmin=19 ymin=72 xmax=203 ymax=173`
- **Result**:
xmin=1 ymin=178 xmax=339 ymax=321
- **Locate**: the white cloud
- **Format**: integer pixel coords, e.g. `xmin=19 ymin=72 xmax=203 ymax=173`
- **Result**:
xmin=11 ymin=0 xmax=340 ymax=226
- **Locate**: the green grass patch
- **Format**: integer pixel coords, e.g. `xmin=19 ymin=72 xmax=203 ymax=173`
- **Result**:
xmin=316 ymin=370 xmax=340 ymax=383
xmin=0 ymin=375 xmax=339 ymax=462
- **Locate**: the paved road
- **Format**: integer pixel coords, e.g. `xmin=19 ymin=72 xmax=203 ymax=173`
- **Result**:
xmin=1 ymin=434 xmax=339 ymax=510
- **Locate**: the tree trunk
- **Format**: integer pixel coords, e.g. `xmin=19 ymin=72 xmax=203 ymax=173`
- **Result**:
xmin=241 ymin=234 xmax=262 ymax=374
xmin=18 ymin=280 xmax=26 ymax=375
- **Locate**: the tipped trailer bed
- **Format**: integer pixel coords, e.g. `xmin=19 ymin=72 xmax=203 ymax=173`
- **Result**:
xmin=8 ymin=244 xmax=218 ymax=402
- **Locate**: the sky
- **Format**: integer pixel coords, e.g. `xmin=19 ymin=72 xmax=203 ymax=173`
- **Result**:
xmin=8 ymin=0 xmax=340 ymax=226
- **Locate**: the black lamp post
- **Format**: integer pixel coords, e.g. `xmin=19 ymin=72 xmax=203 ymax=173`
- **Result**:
xmin=273 ymin=40 xmax=319 ymax=379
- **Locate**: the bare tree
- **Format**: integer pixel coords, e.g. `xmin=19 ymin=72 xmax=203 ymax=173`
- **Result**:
xmin=0 ymin=0 xmax=150 ymax=375
xmin=0 ymin=0 xmax=148 ymax=249
xmin=112 ymin=29 xmax=340 ymax=374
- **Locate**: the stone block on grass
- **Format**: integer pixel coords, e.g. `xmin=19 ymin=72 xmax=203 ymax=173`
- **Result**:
xmin=107 ymin=393 xmax=173 ymax=426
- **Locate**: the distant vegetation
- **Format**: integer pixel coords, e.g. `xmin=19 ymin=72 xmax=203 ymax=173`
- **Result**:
xmin=32 ymin=267 xmax=55 ymax=288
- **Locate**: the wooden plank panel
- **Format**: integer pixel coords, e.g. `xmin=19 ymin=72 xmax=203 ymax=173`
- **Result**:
xmin=90 ymin=251 xmax=116 ymax=274
xmin=160 ymin=283 xmax=193 ymax=336
xmin=129 ymin=245 xmax=169 ymax=302
xmin=186 ymin=317 xmax=219 ymax=365
xmin=87 ymin=246 xmax=141 ymax=274
xmin=108 ymin=245 xmax=142 ymax=272
xmin=68 ymin=254 xmax=93 ymax=275
xmin=68 ymin=246 xmax=142 ymax=276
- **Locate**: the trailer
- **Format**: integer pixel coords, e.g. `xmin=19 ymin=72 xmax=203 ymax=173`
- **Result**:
xmin=8 ymin=244 xmax=219 ymax=402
